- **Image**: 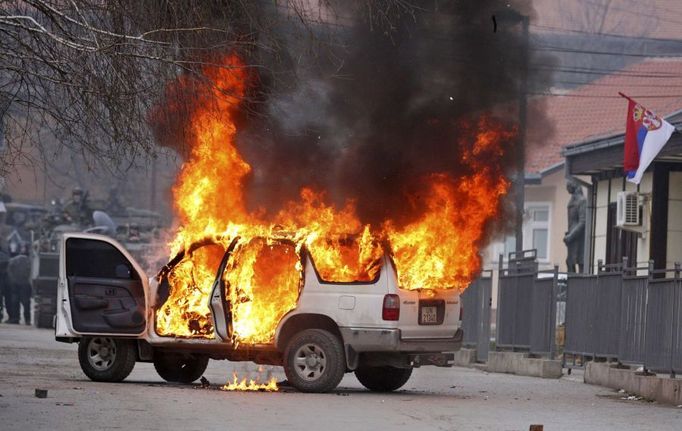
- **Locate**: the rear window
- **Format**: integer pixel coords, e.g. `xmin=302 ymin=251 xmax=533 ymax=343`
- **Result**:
xmin=307 ymin=237 xmax=383 ymax=284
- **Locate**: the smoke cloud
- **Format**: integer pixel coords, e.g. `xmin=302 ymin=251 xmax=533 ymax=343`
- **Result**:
xmin=153 ymin=0 xmax=554 ymax=229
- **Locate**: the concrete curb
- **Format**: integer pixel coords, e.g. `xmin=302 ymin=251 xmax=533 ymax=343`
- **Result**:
xmin=453 ymin=348 xmax=477 ymax=367
xmin=584 ymin=362 xmax=682 ymax=406
xmin=485 ymin=351 xmax=563 ymax=378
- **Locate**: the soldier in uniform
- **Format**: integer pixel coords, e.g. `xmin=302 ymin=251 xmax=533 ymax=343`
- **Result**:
xmin=63 ymin=187 xmax=93 ymax=227
xmin=564 ymin=179 xmax=587 ymax=273
xmin=106 ymin=187 xmax=127 ymax=216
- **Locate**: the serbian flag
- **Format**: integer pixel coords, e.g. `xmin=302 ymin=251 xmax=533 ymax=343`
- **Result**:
xmin=621 ymin=93 xmax=675 ymax=184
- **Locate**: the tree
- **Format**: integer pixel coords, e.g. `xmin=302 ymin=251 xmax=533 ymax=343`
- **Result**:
xmin=0 ymin=0 xmax=421 ymax=175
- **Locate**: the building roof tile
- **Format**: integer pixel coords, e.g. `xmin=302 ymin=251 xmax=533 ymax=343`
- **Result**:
xmin=526 ymin=58 xmax=682 ymax=174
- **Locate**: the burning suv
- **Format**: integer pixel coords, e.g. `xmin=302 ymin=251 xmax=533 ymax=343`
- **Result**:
xmin=56 ymin=232 xmax=463 ymax=393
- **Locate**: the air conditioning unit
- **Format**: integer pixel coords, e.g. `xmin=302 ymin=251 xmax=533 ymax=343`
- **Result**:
xmin=616 ymin=191 xmax=641 ymax=227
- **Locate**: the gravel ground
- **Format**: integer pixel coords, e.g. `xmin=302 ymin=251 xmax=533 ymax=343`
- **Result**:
xmin=1 ymin=324 xmax=681 ymax=431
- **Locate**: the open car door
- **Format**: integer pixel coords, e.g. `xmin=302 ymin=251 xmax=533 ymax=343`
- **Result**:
xmin=56 ymin=233 xmax=148 ymax=338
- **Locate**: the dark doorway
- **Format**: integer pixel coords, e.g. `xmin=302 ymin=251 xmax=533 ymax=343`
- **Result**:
xmin=605 ymin=202 xmax=638 ymax=266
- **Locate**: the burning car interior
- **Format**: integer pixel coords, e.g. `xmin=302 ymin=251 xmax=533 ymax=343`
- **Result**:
xmin=154 ymin=234 xmax=386 ymax=344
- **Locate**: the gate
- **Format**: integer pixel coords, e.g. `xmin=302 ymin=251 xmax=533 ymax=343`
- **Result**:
xmin=461 ymin=271 xmax=492 ymax=361
xmin=496 ymin=251 xmax=558 ymax=357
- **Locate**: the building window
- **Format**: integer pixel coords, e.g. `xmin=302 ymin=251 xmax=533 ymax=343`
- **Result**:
xmin=503 ymin=235 xmax=516 ymax=257
xmin=525 ymin=204 xmax=551 ymax=261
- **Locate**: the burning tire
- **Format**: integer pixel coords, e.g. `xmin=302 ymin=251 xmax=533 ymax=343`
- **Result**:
xmin=354 ymin=366 xmax=412 ymax=392
xmin=283 ymin=329 xmax=346 ymax=393
xmin=153 ymin=353 xmax=209 ymax=384
xmin=78 ymin=337 xmax=136 ymax=382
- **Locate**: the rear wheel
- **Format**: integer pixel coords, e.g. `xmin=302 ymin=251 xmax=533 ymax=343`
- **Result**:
xmin=153 ymin=353 xmax=209 ymax=384
xmin=78 ymin=337 xmax=136 ymax=382
xmin=355 ymin=366 xmax=413 ymax=392
xmin=283 ymin=329 xmax=346 ymax=393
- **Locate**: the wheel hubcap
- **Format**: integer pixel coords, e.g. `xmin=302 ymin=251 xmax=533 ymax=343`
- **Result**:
xmin=87 ymin=337 xmax=117 ymax=371
xmin=293 ymin=343 xmax=327 ymax=381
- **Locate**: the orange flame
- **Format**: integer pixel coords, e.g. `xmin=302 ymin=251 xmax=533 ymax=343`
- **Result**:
xmin=154 ymin=54 xmax=515 ymax=343
xmin=222 ymin=371 xmax=279 ymax=392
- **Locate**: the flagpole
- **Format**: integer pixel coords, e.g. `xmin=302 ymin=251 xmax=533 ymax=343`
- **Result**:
xmin=618 ymin=92 xmax=634 ymax=102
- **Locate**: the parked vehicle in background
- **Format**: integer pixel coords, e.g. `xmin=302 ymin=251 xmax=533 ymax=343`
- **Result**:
xmin=56 ymin=233 xmax=463 ymax=393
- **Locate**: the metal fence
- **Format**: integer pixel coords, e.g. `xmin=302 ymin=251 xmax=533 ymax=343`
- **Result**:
xmin=643 ymin=267 xmax=682 ymax=375
xmin=617 ymin=269 xmax=647 ymax=364
xmin=565 ymin=260 xmax=682 ymax=376
xmin=495 ymin=250 xmax=558 ymax=358
xmin=461 ymin=271 xmax=492 ymax=361
xmin=564 ymin=263 xmax=622 ymax=360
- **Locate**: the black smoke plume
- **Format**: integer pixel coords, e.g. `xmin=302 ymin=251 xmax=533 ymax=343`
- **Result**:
xmin=153 ymin=0 xmax=553 ymax=228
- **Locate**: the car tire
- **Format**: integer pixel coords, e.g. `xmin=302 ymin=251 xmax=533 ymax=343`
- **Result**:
xmin=355 ymin=366 xmax=413 ymax=392
xmin=283 ymin=329 xmax=346 ymax=393
xmin=153 ymin=353 xmax=209 ymax=384
xmin=78 ymin=337 xmax=136 ymax=382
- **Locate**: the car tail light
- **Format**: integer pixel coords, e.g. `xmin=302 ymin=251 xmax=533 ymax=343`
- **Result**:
xmin=382 ymin=294 xmax=400 ymax=321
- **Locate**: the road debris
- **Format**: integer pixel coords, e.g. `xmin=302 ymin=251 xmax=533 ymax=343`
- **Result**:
xmin=34 ymin=389 xmax=48 ymax=398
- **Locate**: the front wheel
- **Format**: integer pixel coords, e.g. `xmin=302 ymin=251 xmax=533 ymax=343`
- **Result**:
xmin=78 ymin=337 xmax=136 ymax=382
xmin=355 ymin=366 xmax=413 ymax=392
xmin=153 ymin=353 xmax=209 ymax=384
xmin=283 ymin=329 xmax=346 ymax=393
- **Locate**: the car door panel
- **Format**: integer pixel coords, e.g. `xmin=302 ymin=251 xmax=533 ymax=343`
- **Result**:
xmin=68 ymin=276 xmax=145 ymax=333
xmin=60 ymin=236 xmax=147 ymax=336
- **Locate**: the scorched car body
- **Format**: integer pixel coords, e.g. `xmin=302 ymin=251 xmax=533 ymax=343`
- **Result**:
xmin=55 ymin=233 xmax=463 ymax=392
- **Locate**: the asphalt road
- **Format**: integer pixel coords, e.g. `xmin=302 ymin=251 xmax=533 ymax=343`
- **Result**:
xmin=1 ymin=324 xmax=680 ymax=431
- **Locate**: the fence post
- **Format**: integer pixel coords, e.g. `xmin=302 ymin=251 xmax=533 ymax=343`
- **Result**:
xmin=592 ymin=259 xmax=603 ymax=361
xmin=550 ymin=265 xmax=559 ymax=359
xmin=496 ymin=254 xmax=504 ymax=351
xmin=512 ymin=257 xmax=522 ymax=352
xmin=643 ymin=260 xmax=655 ymax=375
xmin=617 ymin=256 xmax=629 ymax=368
xmin=671 ymin=263 xmax=680 ymax=379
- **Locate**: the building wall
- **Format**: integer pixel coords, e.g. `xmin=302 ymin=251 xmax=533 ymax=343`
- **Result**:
xmin=591 ymin=172 xmax=653 ymax=269
xmin=482 ymin=168 xmax=572 ymax=308
xmin=667 ymin=171 xmax=682 ymax=267
xmin=524 ymin=169 xmax=571 ymax=270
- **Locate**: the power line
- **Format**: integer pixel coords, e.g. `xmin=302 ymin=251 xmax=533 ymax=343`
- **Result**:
xmin=534 ymin=45 xmax=682 ymax=58
xmin=529 ymin=92 xmax=682 ymax=99
xmin=530 ymin=63 xmax=682 ymax=78
xmin=529 ymin=23 xmax=682 ymax=43
xmin=555 ymin=79 xmax=682 ymax=88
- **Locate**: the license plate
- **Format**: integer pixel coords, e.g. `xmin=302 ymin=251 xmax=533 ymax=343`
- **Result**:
xmin=420 ymin=306 xmax=438 ymax=324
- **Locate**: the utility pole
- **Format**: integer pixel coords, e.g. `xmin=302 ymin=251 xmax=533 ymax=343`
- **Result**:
xmin=515 ymin=14 xmax=529 ymax=253
xmin=495 ymin=9 xmax=529 ymax=253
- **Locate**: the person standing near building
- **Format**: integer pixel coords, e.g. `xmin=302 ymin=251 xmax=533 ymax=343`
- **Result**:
xmin=7 ymin=253 xmax=31 ymax=325
xmin=0 ymin=202 xmax=12 ymax=321
xmin=0 ymin=245 xmax=8 ymax=321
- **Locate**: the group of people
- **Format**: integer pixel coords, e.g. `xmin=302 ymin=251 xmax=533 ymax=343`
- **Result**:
xmin=0 ymin=202 xmax=31 ymax=325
